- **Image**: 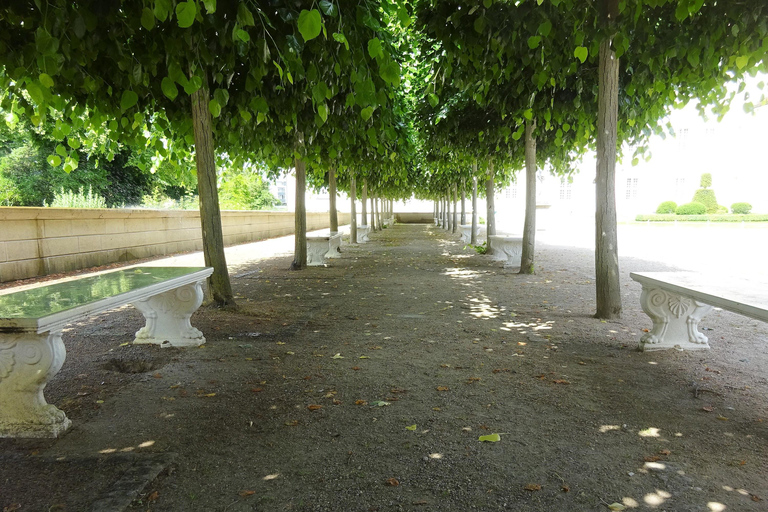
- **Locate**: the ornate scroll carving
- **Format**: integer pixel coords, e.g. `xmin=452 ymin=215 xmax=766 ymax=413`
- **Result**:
xmin=639 ymin=286 xmax=713 ymax=352
xmin=132 ymin=281 xmax=206 ymax=347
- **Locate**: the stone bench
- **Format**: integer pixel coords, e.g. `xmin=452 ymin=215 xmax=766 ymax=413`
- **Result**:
xmin=306 ymin=233 xmax=343 ymax=266
xmin=0 ymin=266 xmax=213 ymax=438
xmin=459 ymin=224 xmax=480 ymax=243
xmin=630 ymin=271 xmax=768 ymax=352
xmin=356 ymin=224 xmax=371 ymax=243
xmin=488 ymin=235 xmax=523 ymax=267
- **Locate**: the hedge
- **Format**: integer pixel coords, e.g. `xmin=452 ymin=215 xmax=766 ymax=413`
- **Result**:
xmin=635 ymin=214 xmax=768 ymax=222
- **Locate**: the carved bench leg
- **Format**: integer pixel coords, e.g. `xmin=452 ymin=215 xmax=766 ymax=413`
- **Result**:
xmin=0 ymin=331 xmax=71 ymax=438
xmin=132 ymin=282 xmax=206 ymax=347
xmin=306 ymin=241 xmax=329 ymax=266
xmin=638 ymin=286 xmax=713 ymax=351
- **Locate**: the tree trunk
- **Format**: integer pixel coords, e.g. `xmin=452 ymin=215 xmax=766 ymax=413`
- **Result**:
xmin=485 ymin=164 xmax=496 ymax=253
xmin=290 ymin=156 xmax=307 ymax=270
xmin=361 ymin=180 xmax=368 ymax=226
xmin=452 ymin=184 xmax=458 ymax=234
xmin=460 ymin=178 xmax=466 ymax=225
xmin=520 ymin=119 xmax=537 ymax=275
xmin=190 ymin=81 xmax=235 ymax=305
xmin=595 ymin=0 xmax=622 ymax=319
xmin=446 ymin=193 xmax=452 ymax=231
xmin=471 ymin=173 xmax=478 ymax=245
xmin=329 ymin=167 xmax=338 ymax=233
xmin=370 ymin=196 xmax=376 ymax=231
xmin=350 ymin=175 xmax=357 ymax=244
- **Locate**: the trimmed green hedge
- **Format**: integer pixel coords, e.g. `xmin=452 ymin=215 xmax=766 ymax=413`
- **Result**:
xmin=635 ymin=214 xmax=768 ymax=222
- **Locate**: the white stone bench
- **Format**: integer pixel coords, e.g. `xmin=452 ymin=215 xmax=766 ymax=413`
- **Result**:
xmin=306 ymin=233 xmax=343 ymax=266
xmin=357 ymin=224 xmax=371 ymax=243
xmin=630 ymin=271 xmax=768 ymax=352
xmin=0 ymin=266 xmax=213 ymax=438
xmin=459 ymin=224 xmax=480 ymax=243
xmin=488 ymin=235 xmax=523 ymax=267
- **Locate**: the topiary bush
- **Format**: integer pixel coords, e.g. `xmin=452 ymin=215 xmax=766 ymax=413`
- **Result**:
xmin=691 ymin=173 xmax=719 ymax=213
xmin=655 ymin=201 xmax=678 ymax=214
xmin=731 ymin=202 xmax=752 ymax=214
xmin=676 ymin=202 xmax=707 ymax=215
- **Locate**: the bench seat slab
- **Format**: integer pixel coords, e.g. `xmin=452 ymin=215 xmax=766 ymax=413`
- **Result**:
xmin=132 ymin=282 xmax=206 ymax=347
xmin=638 ymin=286 xmax=713 ymax=351
xmin=0 ymin=331 xmax=71 ymax=438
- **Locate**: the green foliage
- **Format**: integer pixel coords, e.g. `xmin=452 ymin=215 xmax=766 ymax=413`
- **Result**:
xmin=636 ymin=213 xmax=768 ymax=222
xmin=45 ymin=186 xmax=107 ymax=208
xmin=466 ymin=242 xmax=487 ymax=254
xmin=675 ymin=202 xmax=707 ymax=215
xmin=691 ymin=189 xmax=719 ymax=213
xmin=140 ymin=191 xmax=199 ymax=210
xmin=218 ymin=172 xmax=276 ymax=211
xmin=655 ymin=201 xmax=677 ymax=214
xmin=731 ymin=202 xmax=752 ymax=214
xmin=700 ymin=173 xmax=712 ymax=188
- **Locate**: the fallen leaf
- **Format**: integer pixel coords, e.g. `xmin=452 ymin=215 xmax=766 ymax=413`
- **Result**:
xmin=553 ymin=379 xmax=571 ymax=385
xmin=307 ymin=404 xmax=323 ymax=411
xmin=607 ymin=503 xmax=626 ymax=511
xmin=440 ymin=364 xmax=451 ymax=368
xmin=333 ymin=399 xmax=342 ymax=405
xmin=702 ymin=406 xmax=714 ymax=412
xmin=478 ymin=433 xmax=501 ymax=442
xmin=386 ymin=478 xmax=400 ymax=486
xmin=436 ymin=386 xmax=450 ymax=391
xmin=332 ymin=353 xmax=344 ymax=359
xmin=285 ymin=420 xmax=299 ymax=426
xmin=355 ymin=400 xmax=368 ymax=405
xmin=286 ymin=351 xmax=295 ymax=355
xmin=359 ymin=356 xmax=370 ymax=359
xmin=251 ymin=388 xmax=263 ymax=393
xmin=644 ymin=455 xmax=661 ymax=462
xmin=239 ymin=490 xmax=256 ymax=497
xmin=717 ymin=415 xmax=729 ymax=421
xmin=524 ymin=484 xmax=541 ymax=491
xmin=153 ymin=373 xmax=162 ymax=379
xmin=370 ymin=400 xmax=391 ymax=407
xmin=200 ymin=393 xmax=216 ymax=397
xmin=119 ymin=342 xmax=130 ymax=347
xmin=659 ymin=449 xmax=671 ymax=456
xmin=466 ymin=377 xmax=481 ymax=383
xmin=432 ymin=407 xmax=441 ymax=411
xmin=561 ymin=486 xmax=570 ymax=492
xmin=405 ymin=424 xmax=417 ymax=431
xmin=3 ymin=504 xmax=22 ymax=512
xmin=751 ymin=494 xmax=762 ymax=502
xmin=351 ymin=366 xmax=361 ymax=371
xmin=413 ymin=500 xmax=428 ymax=505
xmin=147 ymin=491 xmax=159 ymax=501
xmin=462 ymin=427 xmax=472 ymax=432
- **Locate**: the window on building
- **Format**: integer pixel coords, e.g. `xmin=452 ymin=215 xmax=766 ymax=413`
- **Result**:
xmin=678 ymin=128 xmax=689 ymax=149
xmin=625 ymin=177 xmax=639 ymax=199
xmin=559 ymin=177 xmax=572 ymax=200
xmin=674 ymin=177 xmax=685 ymax=198
xmin=506 ymin=183 xmax=517 ymax=199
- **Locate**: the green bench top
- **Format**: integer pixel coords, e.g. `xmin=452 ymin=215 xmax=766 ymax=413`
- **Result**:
xmin=0 ymin=266 xmax=211 ymax=332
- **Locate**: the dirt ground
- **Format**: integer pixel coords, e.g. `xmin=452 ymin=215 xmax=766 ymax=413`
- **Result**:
xmin=2 ymin=223 xmax=767 ymax=512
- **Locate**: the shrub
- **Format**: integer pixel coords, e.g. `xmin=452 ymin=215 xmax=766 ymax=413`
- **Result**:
xmin=700 ymin=173 xmax=712 ymax=188
xmin=691 ymin=189 xmax=719 ymax=213
xmin=466 ymin=242 xmax=488 ymax=254
xmin=731 ymin=202 xmax=752 ymax=214
xmin=716 ymin=205 xmax=728 ymax=214
xmin=655 ymin=201 xmax=677 ymax=214
xmin=45 ymin=186 xmax=107 ymax=208
xmin=676 ymin=202 xmax=706 ymax=215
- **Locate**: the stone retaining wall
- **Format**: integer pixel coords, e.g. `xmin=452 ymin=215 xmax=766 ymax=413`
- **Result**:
xmin=0 ymin=208 xmax=349 ymax=282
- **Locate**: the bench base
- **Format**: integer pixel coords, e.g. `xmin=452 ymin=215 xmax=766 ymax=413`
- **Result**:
xmin=0 ymin=331 xmax=72 ymax=438
xmin=357 ymin=225 xmax=371 ymax=243
xmin=489 ymin=235 xmax=523 ymax=267
xmin=132 ymin=282 xmax=206 ymax=347
xmin=638 ymin=286 xmax=713 ymax=351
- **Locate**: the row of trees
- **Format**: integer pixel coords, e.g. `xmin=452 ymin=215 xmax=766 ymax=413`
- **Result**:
xmin=1 ymin=0 xmax=766 ymax=318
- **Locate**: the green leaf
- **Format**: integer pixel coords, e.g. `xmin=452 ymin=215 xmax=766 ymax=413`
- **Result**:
xmin=161 ymin=77 xmax=178 ymax=100
xmin=214 ymin=88 xmax=230 ymax=106
xmin=298 ymin=9 xmax=322 ymax=42
xmin=361 ymin=106 xmax=375 ymax=121
xmin=209 ymin=98 xmax=221 ymax=117
xmin=154 ymin=0 xmax=171 ymax=21
xmin=120 ymin=90 xmax=138 ymax=111
xmin=333 ymin=32 xmax=349 ymax=50
xmin=239 ymin=109 xmax=252 ymax=122
xmin=483 ymin=0 xmax=492 ymax=8
xmin=55 ymin=144 xmax=67 ymax=157
xmin=686 ymin=49 xmax=700 ymax=67
xmin=202 ymin=0 xmax=216 ymax=14
xmin=319 ymin=0 xmax=337 ymax=17
xmin=428 ymin=93 xmax=439 ymax=107
xmin=474 ymin=16 xmax=485 ymax=34
xmin=735 ymin=55 xmax=749 ymax=70
xmin=236 ymin=29 xmax=250 ymax=42
xmin=379 ymin=61 xmax=401 ymax=86
xmin=184 ymin=75 xmax=203 ymax=95
xmin=368 ymin=38 xmax=383 ymax=59
xmin=176 ymin=1 xmax=197 ymax=28
xmin=47 ymin=154 xmax=62 ymax=167
xmin=405 ymin=424 xmax=417 ymax=431
xmin=574 ymin=46 xmax=588 ymax=63
xmin=141 ymin=7 xmax=155 ymax=30
xmin=26 ymin=82 xmax=45 ymax=105
xmin=39 ymin=73 xmax=54 ymax=88
xmin=479 ymin=433 xmax=501 ymax=442
xmin=527 ymin=36 xmax=541 ymax=49
xmin=538 ymin=20 xmax=552 ymax=37
xmin=397 ymin=6 xmax=412 ymax=27
xmin=318 ymin=102 xmax=328 ymax=122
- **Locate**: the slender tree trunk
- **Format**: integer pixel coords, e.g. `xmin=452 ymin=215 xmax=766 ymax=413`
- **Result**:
xmin=460 ymin=178 xmax=466 ymax=225
xmin=350 ymin=175 xmax=357 ymax=244
xmin=452 ymin=184 xmax=458 ymax=234
xmin=446 ymin=192 xmax=452 ymax=231
xmin=485 ymin=164 xmax=496 ymax=253
xmin=361 ymin=180 xmax=368 ymax=226
xmin=190 ymin=81 xmax=235 ymax=305
xmin=520 ymin=119 xmax=537 ymax=274
xmin=595 ymin=0 xmax=622 ymax=319
xmin=370 ymin=196 xmax=376 ymax=231
xmin=471 ymin=171 xmax=478 ymax=245
xmin=375 ymin=196 xmax=381 ymax=229
xmin=290 ymin=155 xmax=307 ymax=270
xmin=329 ymin=167 xmax=338 ymax=233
